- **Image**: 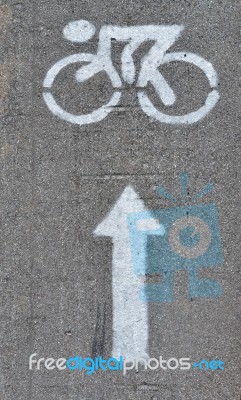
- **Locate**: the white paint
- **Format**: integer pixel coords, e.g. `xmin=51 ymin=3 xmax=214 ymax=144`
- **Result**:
xmin=136 ymin=218 xmax=161 ymax=231
xmin=43 ymin=21 xmax=219 ymax=125
xmin=94 ymin=186 xmax=151 ymax=360
xmin=63 ymin=20 xmax=96 ymax=43
xmin=138 ymin=52 xmax=219 ymax=124
xmin=43 ymin=53 xmax=122 ymax=126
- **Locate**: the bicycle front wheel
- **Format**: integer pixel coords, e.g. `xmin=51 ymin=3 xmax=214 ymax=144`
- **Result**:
xmin=137 ymin=52 xmax=219 ymax=124
xmin=43 ymin=53 xmax=122 ymax=126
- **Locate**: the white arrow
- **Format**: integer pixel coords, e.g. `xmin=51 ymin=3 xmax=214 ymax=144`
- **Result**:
xmin=94 ymin=185 xmax=161 ymax=360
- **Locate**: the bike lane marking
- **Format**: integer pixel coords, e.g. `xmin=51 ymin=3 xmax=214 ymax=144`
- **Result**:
xmin=42 ymin=21 xmax=220 ymax=126
xmin=94 ymin=185 xmax=163 ymax=360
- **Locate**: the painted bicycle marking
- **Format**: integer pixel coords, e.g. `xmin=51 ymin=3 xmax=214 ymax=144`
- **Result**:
xmin=43 ymin=20 xmax=219 ymax=126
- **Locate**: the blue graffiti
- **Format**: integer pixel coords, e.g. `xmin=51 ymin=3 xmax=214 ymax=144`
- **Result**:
xmin=128 ymin=173 xmax=223 ymax=302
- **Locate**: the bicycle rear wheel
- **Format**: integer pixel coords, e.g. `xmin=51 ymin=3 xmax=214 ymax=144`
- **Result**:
xmin=137 ymin=52 xmax=219 ymax=124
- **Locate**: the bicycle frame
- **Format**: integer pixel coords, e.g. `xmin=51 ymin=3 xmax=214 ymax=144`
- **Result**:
xmin=96 ymin=25 xmax=184 ymax=84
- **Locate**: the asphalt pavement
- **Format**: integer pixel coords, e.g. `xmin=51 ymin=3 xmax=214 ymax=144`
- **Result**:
xmin=1 ymin=0 xmax=241 ymax=399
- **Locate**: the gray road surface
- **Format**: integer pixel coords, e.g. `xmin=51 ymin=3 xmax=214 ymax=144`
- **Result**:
xmin=1 ymin=0 xmax=241 ymax=399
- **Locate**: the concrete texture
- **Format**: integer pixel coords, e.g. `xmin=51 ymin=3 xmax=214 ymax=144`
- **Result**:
xmin=0 ymin=0 xmax=241 ymax=399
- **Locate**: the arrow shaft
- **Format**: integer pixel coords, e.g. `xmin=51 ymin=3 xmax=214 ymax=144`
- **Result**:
xmin=112 ymin=237 xmax=149 ymax=360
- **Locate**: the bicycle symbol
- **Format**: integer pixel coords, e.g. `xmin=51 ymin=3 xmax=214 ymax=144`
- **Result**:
xmin=43 ymin=20 xmax=220 ymax=126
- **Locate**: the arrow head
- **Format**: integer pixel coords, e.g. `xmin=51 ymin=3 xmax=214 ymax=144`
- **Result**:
xmin=94 ymin=185 xmax=147 ymax=237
